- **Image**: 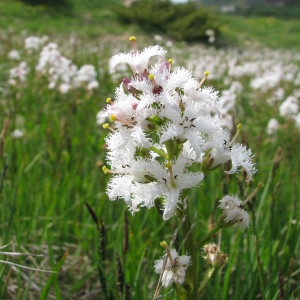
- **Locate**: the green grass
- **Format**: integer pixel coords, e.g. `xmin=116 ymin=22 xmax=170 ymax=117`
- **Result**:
xmin=0 ymin=0 xmax=142 ymax=38
xmin=0 ymin=1 xmax=299 ymax=299
xmin=219 ymin=14 xmax=300 ymax=49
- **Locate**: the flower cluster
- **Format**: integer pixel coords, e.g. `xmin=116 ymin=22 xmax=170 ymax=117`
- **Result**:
xmin=185 ymin=46 xmax=300 ymax=133
xmin=8 ymin=61 xmax=29 ymax=86
xmin=8 ymin=36 xmax=99 ymax=94
xmin=101 ymin=37 xmax=256 ymax=221
xmin=154 ymin=246 xmax=191 ymax=287
xmin=36 ymin=43 xmax=99 ymax=93
xmin=24 ymin=35 xmax=48 ymax=52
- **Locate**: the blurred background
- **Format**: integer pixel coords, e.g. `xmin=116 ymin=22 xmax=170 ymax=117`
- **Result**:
xmin=0 ymin=0 xmax=299 ymax=299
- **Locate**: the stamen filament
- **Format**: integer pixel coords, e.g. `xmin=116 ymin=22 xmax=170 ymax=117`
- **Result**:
xmin=168 ymin=59 xmax=173 ymax=71
xmin=165 ymin=162 xmax=177 ymax=188
xmin=103 ymin=123 xmax=115 ymax=133
xmin=229 ymin=123 xmax=242 ymax=146
xmin=160 ymin=241 xmax=174 ymax=266
xmin=106 ymin=97 xmax=113 ymax=104
xmin=199 ymin=71 xmax=210 ymax=88
xmin=129 ymin=36 xmax=137 ymax=54
xmin=102 ymin=165 xmax=129 ymax=175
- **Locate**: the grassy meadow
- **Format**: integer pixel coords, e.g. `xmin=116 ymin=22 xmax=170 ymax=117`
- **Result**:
xmin=0 ymin=0 xmax=299 ymax=299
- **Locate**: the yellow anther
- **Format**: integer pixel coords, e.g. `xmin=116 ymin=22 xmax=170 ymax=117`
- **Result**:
xmin=199 ymin=71 xmax=210 ymax=88
xmin=148 ymin=73 xmax=155 ymax=80
xmin=109 ymin=114 xmax=116 ymax=121
xmin=129 ymin=36 xmax=137 ymax=53
xmin=168 ymin=59 xmax=173 ymax=64
xmin=237 ymin=123 xmax=242 ymax=130
xmin=103 ymin=123 xmax=109 ymax=129
xmin=160 ymin=241 xmax=168 ymax=248
xmin=106 ymin=97 xmax=111 ymax=103
xmin=102 ymin=165 xmax=110 ymax=174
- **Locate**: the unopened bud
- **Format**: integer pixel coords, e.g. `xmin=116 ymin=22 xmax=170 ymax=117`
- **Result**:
xmin=203 ymin=243 xmax=228 ymax=268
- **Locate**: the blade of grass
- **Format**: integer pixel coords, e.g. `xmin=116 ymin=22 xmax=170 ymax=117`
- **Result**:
xmin=38 ymin=249 xmax=68 ymax=300
xmin=254 ymin=236 xmax=265 ymax=300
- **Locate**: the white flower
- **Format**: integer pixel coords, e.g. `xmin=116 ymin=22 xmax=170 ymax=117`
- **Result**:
xmin=109 ymin=45 xmax=166 ymax=75
xmin=225 ymin=144 xmax=256 ymax=180
xmin=87 ymin=80 xmax=99 ymax=91
xmin=96 ymin=109 xmax=107 ymax=125
xmin=142 ymin=156 xmax=204 ymax=220
xmin=11 ymin=129 xmax=23 ymax=139
xmin=266 ymin=118 xmax=279 ymax=135
xmin=154 ymin=248 xmax=191 ymax=287
xmin=36 ymin=43 xmax=78 ymax=91
xmin=73 ymin=64 xmax=97 ymax=87
xmin=205 ymin=129 xmax=257 ymax=181
xmin=103 ymin=42 xmax=257 ymax=220
xmin=24 ymin=36 xmax=46 ymax=51
xmin=9 ymin=61 xmax=29 ymax=85
xmin=279 ymin=96 xmax=298 ymax=117
xmin=218 ymin=195 xmax=250 ymax=229
xmin=159 ymin=114 xmax=219 ymax=160
xmin=208 ymin=36 xmax=215 ymax=44
xmin=8 ymin=49 xmax=20 ymax=60
xmin=218 ymin=112 xmax=234 ymax=131
xmin=153 ymin=34 xmax=163 ymax=42
xmin=205 ymin=29 xmax=215 ymax=37
xmin=59 ymin=83 xmax=71 ymax=94
xmin=292 ymin=113 xmax=300 ymax=128
xmin=106 ymin=154 xmax=204 ymax=220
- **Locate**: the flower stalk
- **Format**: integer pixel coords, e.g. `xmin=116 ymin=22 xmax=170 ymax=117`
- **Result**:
xmin=100 ymin=37 xmax=257 ymax=299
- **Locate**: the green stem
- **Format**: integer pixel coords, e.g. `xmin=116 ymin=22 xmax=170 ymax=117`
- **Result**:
xmin=149 ymin=145 xmax=169 ymax=159
xmin=255 ymin=236 xmax=266 ymax=300
xmin=178 ymin=194 xmax=198 ymax=299
xmin=198 ymin=266 xmax=216 ymax=298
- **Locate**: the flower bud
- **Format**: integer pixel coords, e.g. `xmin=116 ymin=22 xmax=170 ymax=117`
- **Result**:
xmin=203 ymin=243 xmax=228 ymax=268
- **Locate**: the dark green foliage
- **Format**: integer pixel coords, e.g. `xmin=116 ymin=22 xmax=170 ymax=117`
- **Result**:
xmin=114 ymin=0 xmax=221 ymax=43
xmin=20 ymin=0 xmax=70 ymax=7
xmin=19 ymin=0 xmax=73 ymax=14
xmin=168 ymin=8 xmax=220 ymax=42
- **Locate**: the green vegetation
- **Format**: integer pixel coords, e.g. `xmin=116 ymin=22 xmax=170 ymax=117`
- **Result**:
xmin=114 ymin=0 xmax=221 ymax=43
xmin=239 ymin=4 xmax=300 ymax=19
xmin=0 ymin=0 xmax=139 ymax=37
xmin=0 ymin=0 xmax=300 ymax=49
xmin=220 ymin=14 xmax=300 ymax=49
xmin=0 ymin=0 xmax=299 ymax=299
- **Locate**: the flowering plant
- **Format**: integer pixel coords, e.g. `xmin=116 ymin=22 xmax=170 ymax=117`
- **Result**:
xmin=100 ymin=37 xmax=258 ymax=299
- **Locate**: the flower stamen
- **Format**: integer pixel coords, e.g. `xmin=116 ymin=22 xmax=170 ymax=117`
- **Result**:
xmin=129 ymin=36 xmax=137 ymax=54
xmin=199 ymin=71 xmax=210 ymax=88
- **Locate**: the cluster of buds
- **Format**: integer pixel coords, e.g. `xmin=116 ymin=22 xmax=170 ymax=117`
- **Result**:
xmin=101 ymin=36 xmax=256 ymax=221
xmin=203 ymin=243 xmax=228 ymax=268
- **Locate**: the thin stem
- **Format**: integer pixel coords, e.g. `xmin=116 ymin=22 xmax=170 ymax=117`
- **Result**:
xmin=149 ymin=146 xmax=169 ymax=159
xmin=255 ymin=236 xmax=266 ymax=300
xmin=179 ymin=196 xmax=198 ymax=299
xmin=198 ymin=266 xmax=215 ymax=298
